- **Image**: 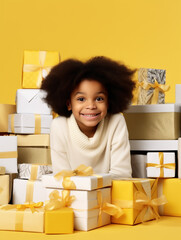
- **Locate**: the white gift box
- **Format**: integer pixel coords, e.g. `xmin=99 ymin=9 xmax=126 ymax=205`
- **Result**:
xmin=16 ymin=89 xmax=52 ymax=114
xmin=175 ymin=84 xmax=181 ymax=104
xmin=8 ymin=113 xmax=52 ymax=134
xmin=12 ymin=178 xmax=46 ymax=204
xmin=131 ymin=154 xmax=147 ymax=178
xmin=130 ymin=140 xmax=178 ymax=151
xmin=45 ymin=187 xmax=111 ymax=231
xmin=42 ymin=173 xmax=112 ymax=191
xmin=18 ymin=163 xmax=52 ymax=180
xmin=0 ymin=136 xmax=17 ymax=173
xmin=146 ymin=152 xmax=175 ymax=178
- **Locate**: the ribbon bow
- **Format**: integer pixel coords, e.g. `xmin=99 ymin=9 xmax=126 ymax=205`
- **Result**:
xmin=45 ymin=190 xmax=75 ymax=211
xmin=134 ymin=191 xmax=167 ymax=222
xmin=147 ymin=152 xmax=175 ymax=178
xmin=0 ymin=201 xmax=44 ymax=213
xmin=54 ymin=164 xmax=94 ymax=189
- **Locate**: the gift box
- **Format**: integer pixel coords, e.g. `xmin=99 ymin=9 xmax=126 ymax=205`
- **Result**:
xmin=0 ymin=104 xmax=16 ymax=133
xmin=0 ymin=175 xmax=9 ymax=205
xmin=124 ymin=104 xmax=181 ymax=140
xmin=178 ymin=138 xmax=181 ymax=178
xmin=16 ymin=89 xmax=52 ymax=114
xmin=42 ymin=173 xmax=112 ymax=191
xmin=130 ymin=140 xmax=178 ymax=151
xmin=45 ymin=207 xmax=74 ymax=234
xmin=111 ymin=178 xmax=161 ymax=225
xmin=147 ymin=152 xmax=175 ymax=178
xmin=13 ymin=178 xmax=46 ymax=204
xmin=158 ymin=179 xmax=181 ymax=216
xmin=8 ymin=113 xmax=52 ymax=134
xmin=45 ymin=187 xmax=111 ymax=231
xmin=132 ymin=68 xmax=169 ymax=105
xmin=22 ymin=50 xmax=60 ymax=89
xmin=131 ymin=154 xmax=147 ymax=178
xmin=175 ymin=84 xmax=181 ymax=104
xmin=18 ymin=163 xmax=52 ymax=180
xmin=0 ymin=205 xmax=44 ymax=232
xmin=0 ymin=136 xmax=17 ymax=173
xmin=16 ymin=134 xmax=51 ymax=164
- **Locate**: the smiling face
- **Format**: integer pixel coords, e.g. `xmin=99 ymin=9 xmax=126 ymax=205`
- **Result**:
xmin=67 ymin=79 xmax=108 ymax=137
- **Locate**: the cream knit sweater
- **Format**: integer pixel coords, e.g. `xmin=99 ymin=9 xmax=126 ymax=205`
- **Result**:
xmin=50 ymin=113 xmax=132 ymax=179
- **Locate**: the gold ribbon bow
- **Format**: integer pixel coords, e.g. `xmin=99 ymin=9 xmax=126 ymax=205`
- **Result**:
xmin=147 ymin=152 xmax=175 ymax=178
xmin=132 ymin=81 xmax=150 ymax=105
xmin=54 ymin=164 xmax=94 ymax=189
xmin=23 ymin=51 xmax=52 ymax=88
xmin=45 ymin=190 xmax=75 ymax=211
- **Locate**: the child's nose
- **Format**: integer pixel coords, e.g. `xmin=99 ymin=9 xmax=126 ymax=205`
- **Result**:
xmin=86 ymin=100 xmax=96 ymax=109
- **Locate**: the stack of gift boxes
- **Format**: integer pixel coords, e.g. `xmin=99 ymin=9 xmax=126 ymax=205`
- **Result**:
xmin=0 ymin=51 xmax=180 ymax=234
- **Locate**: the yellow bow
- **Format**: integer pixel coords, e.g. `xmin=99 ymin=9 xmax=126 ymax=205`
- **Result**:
xmin=147 ymin=152 xmax=175 ymax=178
xmin=45 ymin=190 xmax=75 ymax=211
xmin=0 ymin=201 xmax=44 ymax=213
xmin=54 ymin=164 xmax=94 ymax=189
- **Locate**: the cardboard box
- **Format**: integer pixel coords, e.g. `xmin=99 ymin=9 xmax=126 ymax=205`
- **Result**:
xmin=22 ymin=50 xmax=60 ymax=89
xmin=42 ymin=173 xmax=112 ymax=191
xmin=8 ymin=113 xmax=52 ymax=134
xmin=0 ymin=104 xmax=16 ymax=133
xmin=147 ymin=152 xmax=175 ymax=178
xmin=18 ymin=163 xmax=52 ymax=180
xmin=16 ymin=89 xmax=52 ymax=114
xmin=111 ymin=178 xmax=157 ymax=225
xmin=0 ymin=136 xmax=17 ymax=173
xmin=131 ymin=154 xmax=147 ymax=178
xmin=45 ymin=187 xmax=111 ymax=231
xmin=124 ymin=104 xmax=181 ymax=140
xmin=13 ymin=178 xmax=46 ymax=204
xmin=0 ymin=175 xmax=9 ymax=205
xmin=158 ymin=179 xmax=181 ymax=216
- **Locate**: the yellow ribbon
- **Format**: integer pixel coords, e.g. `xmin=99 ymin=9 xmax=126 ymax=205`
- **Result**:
xmin=0 ymin=151 xmax=17 ymax=158
xmin=146 ymin=152 xmax=175 ymax=178
xmin=30 ymin=165 xmax=39 ymax=180
xmin=0 ymin=166 xmax=6 ymax=174
xmin=132 ymin=78 xmax=170 ymax=105
xmin=54 ymin=164 xmax=96 ymax=189
xmin=45 ymin=190 xmax=75 ymax=211
xmin=34 ymin=114 xmax=41 ymax=134
xmin=26 ymin=180 xmax=35 ymax=203
xmin=23 ymin=51 xmax=52 ymax=88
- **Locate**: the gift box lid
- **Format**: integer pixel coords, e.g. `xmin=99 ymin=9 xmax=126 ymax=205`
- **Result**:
xmin=42 ymin=173 xmax=112 ymax=191
xmin=124 ymin=104 xmax=181 ymax=113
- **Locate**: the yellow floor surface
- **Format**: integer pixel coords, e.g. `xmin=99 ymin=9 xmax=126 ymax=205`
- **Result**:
xmin=0 ymin=216 xmax=180 ymax=240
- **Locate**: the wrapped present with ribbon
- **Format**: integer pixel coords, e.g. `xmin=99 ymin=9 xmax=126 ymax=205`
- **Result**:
xmin=158 ymin=178 xmax=181 ymax=216
xmin=146 ymin=152 xmax=175 ymax=178
xmin=42 ymin=165 xmax=112 ymax=191
xmin=111 ymin=178 xmax=167 ymax=225
xmin=13 ymin=178 xmax=46 ymax=204
xmin=16 ymin=134 xmax=51 ymax=165
xmin=124 ymin=104 xmax=181 ymax=140
xmin=0 ymin=136 xmax=17 ymax=173
xmin=8 ymin=113 xmax=53 ymax=134
xmin=0 ymin=104 xmax=16 ymax=133
xmin=45 ymin=187 xmax=122 ymax=231
xmin=18 ymin=163 xmax=52 ymax=180
xmin=0 ymin=202 xmax=44 ymax=232
xmin=22 ymin=50 xmax=60 ymax=89
xmin=0 ymin=174 xmax=9 ymax=205
xmin=132 ymin=68 xmax=170 ymax=105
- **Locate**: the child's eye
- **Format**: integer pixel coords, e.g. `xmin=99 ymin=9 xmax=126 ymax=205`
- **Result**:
xmin=77 ymin=97 xmax=85 ymax=102
xmin=96 ymin=97 xmax=104 ymax=101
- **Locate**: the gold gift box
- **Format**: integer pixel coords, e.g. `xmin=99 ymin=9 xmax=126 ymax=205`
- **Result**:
xmin=0 ymin=175 xmax=9 ymax=205
xmin=124 ymin=104 xmax=180 ymax=140
xmin=22 ymin=50 xmax=60 ymax=89
xmin=45 ymin=208 xmax=74 ymax=234
xmin=0 ymin=104 xmax=16 ymax=133
xmin=16 ymin=134 xmax=51 ymax=164
xmin=158 ymin=179 xmax=181 ymax=216
xmin=111 ymin=178 xmax=157 ymax=225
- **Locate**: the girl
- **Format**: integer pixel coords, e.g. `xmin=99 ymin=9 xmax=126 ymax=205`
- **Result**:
xmin=41 ymin=56 xmax=135 ymax=179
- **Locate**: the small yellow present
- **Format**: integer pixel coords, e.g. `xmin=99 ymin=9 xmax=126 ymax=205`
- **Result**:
xmin=111 ymin=178 xmax=167 ymax=225
xmin=22 ymin=50 xmax=60 ymax=89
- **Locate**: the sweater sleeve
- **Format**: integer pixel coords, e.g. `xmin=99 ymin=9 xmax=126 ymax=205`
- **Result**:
xmin=50 ymin=118 xmax=71 ymax=174
xmin=109 ymin=114 xmax=132 ymax=179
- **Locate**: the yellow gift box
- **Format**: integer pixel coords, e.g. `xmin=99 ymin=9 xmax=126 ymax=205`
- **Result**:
xmin=111 ymin=178 xmax=165 ymax=225
xmin=22 ymin=50 xmax=60 ymax=89
xmin=45 ymin=208 xmax=74 ymax=234
xmin=0 ymin=104 xmax=16 ymax=133
xmin=0 ymin=175 xmax=9 ymax=205
xmin=158 ymin=179 xmax=181 ymax=216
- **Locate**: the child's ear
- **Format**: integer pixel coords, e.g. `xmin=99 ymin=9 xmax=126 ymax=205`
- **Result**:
xmin=66 ymin=100 xmax=72 ymax=111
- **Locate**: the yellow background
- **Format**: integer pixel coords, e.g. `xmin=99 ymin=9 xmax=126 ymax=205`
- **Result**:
xmin=0 ymin=0 xmax=181 ymax=104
